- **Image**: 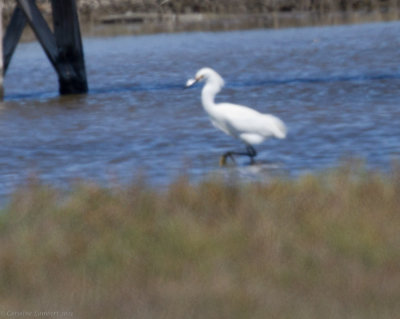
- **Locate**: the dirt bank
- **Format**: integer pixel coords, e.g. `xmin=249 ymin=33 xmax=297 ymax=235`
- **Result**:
xmin=3 ymin=0 xmax=400 ymax=17
xmin=2 ymin=0 xmax=400 ymax=36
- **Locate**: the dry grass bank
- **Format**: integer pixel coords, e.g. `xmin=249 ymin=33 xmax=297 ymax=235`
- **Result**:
xmin=0 ymin=163 xmax=400 ymax=318
xmin=3 ymin=0 xmax=400 ymax=21
xmin=3 ymin=0 xmax=400 ymax=38
xmin=4 ymin=0 xmax=399 ymax=15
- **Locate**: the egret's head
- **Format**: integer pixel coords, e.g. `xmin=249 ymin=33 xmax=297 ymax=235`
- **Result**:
xmin=185 ymin=67 xmax=225 ymax=89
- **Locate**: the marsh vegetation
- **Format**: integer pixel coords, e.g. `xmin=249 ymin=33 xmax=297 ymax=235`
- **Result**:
xmin=1 ymin=163 xmax=399 ymax=318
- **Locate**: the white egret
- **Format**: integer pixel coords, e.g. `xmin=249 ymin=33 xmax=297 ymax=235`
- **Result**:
xmin=185 ymin=67 xmax=287 ymax=165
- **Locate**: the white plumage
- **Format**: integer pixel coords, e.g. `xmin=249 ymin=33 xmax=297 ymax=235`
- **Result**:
xmin=186 ymin=67 xmax=286 ymax=165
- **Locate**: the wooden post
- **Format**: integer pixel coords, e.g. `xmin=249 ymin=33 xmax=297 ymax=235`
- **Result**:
xmin=15 ymin=0 xmax=88 ymax=95
xmin=0 ymin=0 xmax=4 ymax=99
xmin=16 ymin=0 xmax=64 ymax=71
xmin=51 ymin=0 xmax=88 ymax=94
xmin=2 ymin=0 xmax=88 ymax=95
xmin=2 ymin=0 xmax=88 ymax=96
xmin=3 ymin=5 xmax=28 ymax=75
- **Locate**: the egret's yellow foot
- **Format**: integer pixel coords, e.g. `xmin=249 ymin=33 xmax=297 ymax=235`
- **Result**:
xmin=219 ymin=155 xmax=228 ymax=166
xmin=220 ymin=153 xmax=236 ymax=166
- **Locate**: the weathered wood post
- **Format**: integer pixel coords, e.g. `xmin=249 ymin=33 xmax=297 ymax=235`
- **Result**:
xmin=51 ymin=0 xmax=88 ymax=94
xmin=2 ymin=0 xmax=88 ymax=95
xmin=0 ymin=0 xmax=4 ymax=99
xmin=3 ymin=4 xmax=27 ymax=75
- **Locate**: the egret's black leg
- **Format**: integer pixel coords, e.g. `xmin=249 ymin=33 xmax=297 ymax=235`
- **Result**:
xmin=246 ymin=145 xmax=257 ymax=164
xmin=220 ymin=151 xmax=236 ymax=166
xmin=219 ymin=145 xmax=258 ymax=166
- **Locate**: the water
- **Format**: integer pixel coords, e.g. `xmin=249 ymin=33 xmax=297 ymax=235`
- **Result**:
xmin=1 ymin=21 xmax=400 ymax=198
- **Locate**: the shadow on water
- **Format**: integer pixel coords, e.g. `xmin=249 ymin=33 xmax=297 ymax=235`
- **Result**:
xmin=4 ymin=72 xmax=400 ymax=102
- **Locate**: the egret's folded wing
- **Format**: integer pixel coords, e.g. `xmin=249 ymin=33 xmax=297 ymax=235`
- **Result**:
xmin=216 ymin=103 xmax=286 ymax=140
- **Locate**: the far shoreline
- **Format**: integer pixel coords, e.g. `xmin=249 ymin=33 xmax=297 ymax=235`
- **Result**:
xmin=82 ymin=9 xmax=400 ymax=37
xmin=11 ymin=9 xmax=400 ymax=42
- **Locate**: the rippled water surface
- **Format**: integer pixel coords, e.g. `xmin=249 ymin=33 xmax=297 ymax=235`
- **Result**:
xmin=1 ymin=21 xmax=400 ymax=197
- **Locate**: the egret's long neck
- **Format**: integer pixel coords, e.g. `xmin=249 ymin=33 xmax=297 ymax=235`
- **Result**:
xmin=201 ymin=82 xmax=220 ymax=114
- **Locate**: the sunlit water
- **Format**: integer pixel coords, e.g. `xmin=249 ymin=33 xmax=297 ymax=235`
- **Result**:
xmin=1 ymin=21 xmax=400 ymax=198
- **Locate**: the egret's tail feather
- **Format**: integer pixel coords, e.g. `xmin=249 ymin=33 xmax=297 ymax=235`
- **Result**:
xmin=274 ymin=118 xmax=287 ymax=139
xmin=262 ymin=114 xmax=287 ymax=139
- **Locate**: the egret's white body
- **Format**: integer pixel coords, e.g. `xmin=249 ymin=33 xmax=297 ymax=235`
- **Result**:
xmin=186 ymin=68 xmax=286 ymax=164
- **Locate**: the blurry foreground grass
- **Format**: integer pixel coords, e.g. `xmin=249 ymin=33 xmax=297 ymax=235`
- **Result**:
xmin=1 ymin=163 xmax=400 ymax=318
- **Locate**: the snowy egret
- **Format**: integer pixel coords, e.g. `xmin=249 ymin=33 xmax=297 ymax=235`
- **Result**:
xmin=185 ymin=67 xmax=287 ymax=166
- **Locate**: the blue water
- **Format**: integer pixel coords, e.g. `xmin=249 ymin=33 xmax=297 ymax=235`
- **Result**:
xmin=1 ymin=21 xmax=400 ymax=197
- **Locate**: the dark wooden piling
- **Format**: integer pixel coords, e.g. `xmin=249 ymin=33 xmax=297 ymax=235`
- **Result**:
xmin=0 ymin=1 xmax=3 ymax=99
xmin=50 ymin=0 xmax=88 ymax=94
xmin=3 ymin=5 xmax=28 ymax=75
xmin=2 ymin=0 xmax=88 ymax=96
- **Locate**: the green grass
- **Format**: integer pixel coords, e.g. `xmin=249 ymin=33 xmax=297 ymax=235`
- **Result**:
xmin=1 ymin=163 xmax=400 ymax=318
